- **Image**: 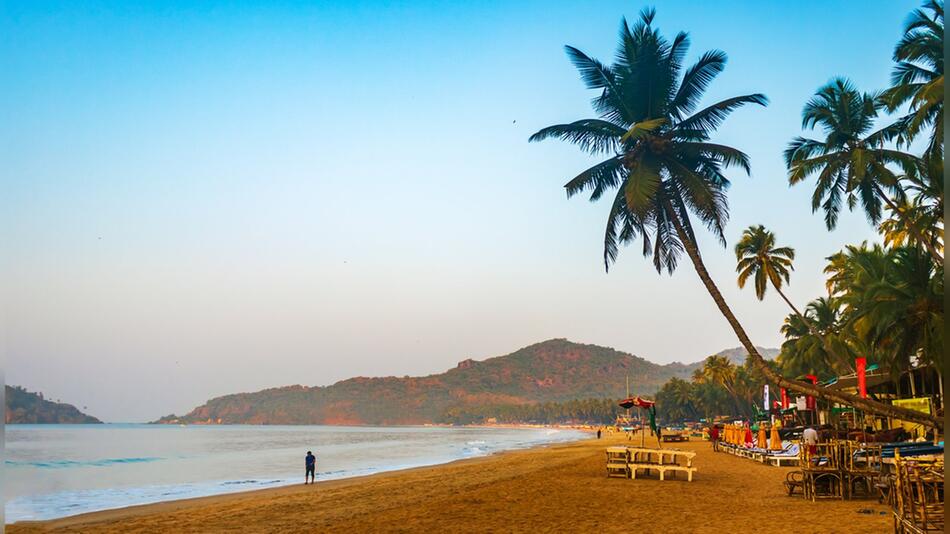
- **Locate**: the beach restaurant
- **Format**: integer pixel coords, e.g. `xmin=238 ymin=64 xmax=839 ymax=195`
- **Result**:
xmin=709 ymin=362 xmax=944 ymax=532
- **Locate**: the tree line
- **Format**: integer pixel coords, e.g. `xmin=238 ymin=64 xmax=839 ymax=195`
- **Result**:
xmin=440 ymin=398 xmax=627 ymax=425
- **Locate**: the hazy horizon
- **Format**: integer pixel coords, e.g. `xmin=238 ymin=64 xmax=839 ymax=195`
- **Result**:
xmin=4 ymin=1 xmax=912 ymax=422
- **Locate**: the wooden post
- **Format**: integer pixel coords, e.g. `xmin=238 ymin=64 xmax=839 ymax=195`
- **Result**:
xmin=639 ymin=407 xmax=645 ymax=448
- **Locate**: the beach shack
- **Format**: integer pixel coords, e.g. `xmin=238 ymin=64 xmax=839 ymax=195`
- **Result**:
xmin=818 ymin=363 xmax=943 ymax=439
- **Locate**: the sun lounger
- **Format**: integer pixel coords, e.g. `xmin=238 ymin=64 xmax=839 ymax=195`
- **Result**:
xmin=766 ymin=444 xmax=801 ymax=467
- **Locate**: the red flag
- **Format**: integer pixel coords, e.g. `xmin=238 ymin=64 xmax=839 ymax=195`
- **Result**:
xmin=805 ymin=375 xmax=817 ymax=410
xmin=780 ymin=388 xmax=788 ymax=409
xmin=856 ymin=357 xmax=867 ymax=398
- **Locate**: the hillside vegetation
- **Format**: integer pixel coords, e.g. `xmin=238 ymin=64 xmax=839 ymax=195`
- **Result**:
xmin=5 ymin=385 xmax=102 ymax=424
xmin=156 ymin=339 xmax=777 ymax=425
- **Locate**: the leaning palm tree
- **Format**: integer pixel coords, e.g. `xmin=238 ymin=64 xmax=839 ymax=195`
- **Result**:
xmin=785 ymin=78 xmax=942 ymax=263
xmin=883 ymin=0 xmax=944 ymax=159
xmin=532 ymin=9 xmax=941 ymax=429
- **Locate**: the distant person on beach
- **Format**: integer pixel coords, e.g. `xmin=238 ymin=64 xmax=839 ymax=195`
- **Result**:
xmin=802 ymin=426 xmax=819 ymax=457
xmin=305 ymin=451 xmax=316 ymax=484
xmin=709 ymin=424 xmax=719 ymax=452
xmin=597 ymin=429 xmax=602 ymax=439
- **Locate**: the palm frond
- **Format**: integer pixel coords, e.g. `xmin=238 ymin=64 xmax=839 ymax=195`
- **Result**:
xmin=676 ymin=94 xmax=768 ymax=133
xmin=529 ymin=119 xmax=625 ymax=154
xmin=670 ymin=50 xmax=727 ymax=118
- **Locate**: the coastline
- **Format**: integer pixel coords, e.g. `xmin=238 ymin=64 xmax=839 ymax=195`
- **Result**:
xmin=6 ymin=425 xmax=591 ymax=525
xmin=9 ymin=433 xmax=890 ymax=534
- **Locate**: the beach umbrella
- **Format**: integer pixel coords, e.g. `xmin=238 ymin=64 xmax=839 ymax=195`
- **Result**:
xmin=769 ymin=425 xmax=783 ymax=450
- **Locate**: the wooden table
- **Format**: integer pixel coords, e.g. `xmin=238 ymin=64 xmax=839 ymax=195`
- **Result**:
xmin=626 ymin=447 xmax=697 ymax=482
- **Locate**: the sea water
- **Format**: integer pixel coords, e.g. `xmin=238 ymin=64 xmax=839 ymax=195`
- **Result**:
xmin=4 ymin=424 xmax=585 ymax=523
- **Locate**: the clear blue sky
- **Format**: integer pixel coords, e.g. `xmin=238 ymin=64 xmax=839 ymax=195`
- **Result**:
xmin=1 ymin=1 xmax=915 ymax=421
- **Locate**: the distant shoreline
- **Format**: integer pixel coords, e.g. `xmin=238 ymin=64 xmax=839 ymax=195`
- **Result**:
xmin=9 ymin=436 xmax=585 ymax=530
xmin=7 ymin=432 xmax=890 ymax=533
xmin=7 ymin=422 xmax=600 ymax=430
xmin=6 ymin=425 xmax=592 ymax=525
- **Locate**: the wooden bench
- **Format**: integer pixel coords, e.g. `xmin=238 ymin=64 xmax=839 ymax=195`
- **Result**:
xmin=606 ymin=447 xmax=630 ymax=478
xmin=661 ymin=433 xmax=688 ymax=442
xmin=629 ymin=463 xmax=696 ymax=482
xmin=628 ymin=447 xmax=696 ymax=482
xmin=606 ymin=446 xmax=698 ymax=482
xmin=628 ymin=447 xmax=696 ymax=467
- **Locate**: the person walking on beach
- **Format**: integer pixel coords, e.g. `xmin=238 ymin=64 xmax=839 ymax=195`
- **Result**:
xmin=305 ymin=451 xmax=316 ymax=484
xmin=597 ymin=428 xmax=602 ymax=439
xmin=709 ymin=424 xmax=719 ymax=452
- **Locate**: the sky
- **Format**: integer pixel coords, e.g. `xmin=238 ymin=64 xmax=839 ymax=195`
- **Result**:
xmin=1 ymin=0 xmax=918 ymax=422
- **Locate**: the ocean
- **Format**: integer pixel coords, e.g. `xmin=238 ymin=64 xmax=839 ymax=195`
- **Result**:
xmin=4 ymin=424 xmax=586 ymax=523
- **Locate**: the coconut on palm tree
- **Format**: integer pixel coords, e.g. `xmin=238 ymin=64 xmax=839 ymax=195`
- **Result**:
xmin=785 ymin=78 xmax=942 ymax=263
xmin=532 ymin=8 xmax=942 ymax=429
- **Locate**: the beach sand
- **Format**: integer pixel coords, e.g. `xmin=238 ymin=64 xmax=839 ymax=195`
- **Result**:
xmin=9 ymin=433 xmax=891 ymax=533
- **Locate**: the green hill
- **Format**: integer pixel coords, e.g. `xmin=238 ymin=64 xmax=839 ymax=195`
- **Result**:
xmin=5 ymin=385 xmax=102 ymax=424
xmin=155 ymin=339 xmax=778 ymax=425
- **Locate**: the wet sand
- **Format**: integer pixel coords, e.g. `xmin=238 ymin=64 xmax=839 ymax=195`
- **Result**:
xmin=9 ymin=433 xmax=890 ymax=533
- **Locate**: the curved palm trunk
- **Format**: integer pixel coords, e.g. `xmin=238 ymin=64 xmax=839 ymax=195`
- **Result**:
xmin=662 ymin=201 xmax=943 ymax=430
xmin=771 ymin=283 xmax=806 ymax=323
xmin=876 ymin=184 xmax=944 ymax=264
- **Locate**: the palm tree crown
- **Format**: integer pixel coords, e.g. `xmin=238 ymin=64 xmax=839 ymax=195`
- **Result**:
xmin=530 ymin=8 xmax=767 ymax=273
xmin=785 ymin=78 xmax=917 ymax=231
xmin=884 ymin=0 xmax=944 ymax=157
xmin=734 ymin=225 xmax=795 ymax=300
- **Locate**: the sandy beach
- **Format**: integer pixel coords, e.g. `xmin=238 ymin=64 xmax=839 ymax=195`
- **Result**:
xmin=10 ymin=433 xmax=891 ymax=533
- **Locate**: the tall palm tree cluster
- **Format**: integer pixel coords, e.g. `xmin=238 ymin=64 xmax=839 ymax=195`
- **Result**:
xmin=775 ymin=0 xmax=943 ymax=392
xmin=532 ymin=3 xmax=943 ymax=428
xmin=655 ymin=355 xmax=777 ymax=422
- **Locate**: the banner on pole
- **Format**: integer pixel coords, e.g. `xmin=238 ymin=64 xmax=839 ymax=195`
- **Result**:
xmin=780 ymin=388 xmax=789 ymax=409
xmin=856 ymin=357 xmax=867 ymax=398
xmin=763 ymin=385 xmax=769 ymax=411
xmin=804 ymin=375 xmax=817 ymax=410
